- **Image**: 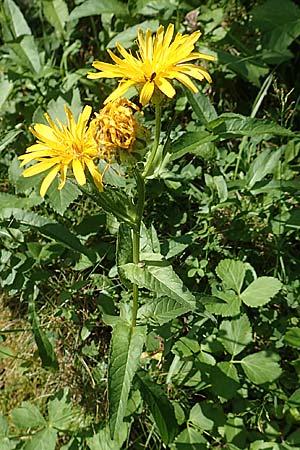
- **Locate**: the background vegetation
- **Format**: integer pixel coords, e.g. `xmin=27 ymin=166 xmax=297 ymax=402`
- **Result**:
xmin=1 ymin=0 xmax=300 ymax=448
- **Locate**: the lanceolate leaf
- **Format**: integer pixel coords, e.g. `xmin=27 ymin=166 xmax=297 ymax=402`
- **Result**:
xmin=0 ymin=208 xmax=95 ymax=260
xmin=138 ymin=296 xmax=194 ymax=325
xmin=185 ymin=88 xmax=218 ymax=125
xmin=171 ymin=131 xmax=217 ymax=161
xmin=208 ymin=113 xmax=294 ymax=138
xmin=69 ymin=0 xmax=126 ymax=21
xmin=8 ymin=36 xmax=41 ymax=74
xmin=119 ymin=256 xmax=196 ymax=309
xmin=42 ymin=0 xmax=69 ymax=36
xmin=117 ymin=223 xmax=133 ymax=288
xmin=3 ymin=0 xmax=32 ymax=38
xmin=246 ymin=148 xmax=283 ymax=189
xmin=28 ymin=297 xmax=59 ymax=371
xmin=108 ymin=323 xmax=146 ymax=439
xmin=136 ymin=370 xmax=178 ymax=444
xmin=88 ymin=186 xmax=137 ymax=227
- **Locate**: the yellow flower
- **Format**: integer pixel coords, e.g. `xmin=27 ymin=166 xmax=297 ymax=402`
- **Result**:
xmin=19 ymin=105 xmax=103 ymax=197
xmin=88 ymin=23 xmax=215 ymax=106
xmin=90 ymin=98 xmax=139 ymax=161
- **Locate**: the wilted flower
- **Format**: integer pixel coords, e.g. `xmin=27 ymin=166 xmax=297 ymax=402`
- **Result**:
xmin=19 ymin=105 xmax=103 ymax=197
xmin=90 ymin=98 xmax=140 ymax=161
xmin=88 ymin=23 xmax=214 ymax=106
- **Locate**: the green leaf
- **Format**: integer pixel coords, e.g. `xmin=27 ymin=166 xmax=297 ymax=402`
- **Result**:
xmin=42 ymin=0 xmax=69 ymax=36
xmin=11 ymin=402 xmax=46 ymax=429
xmin=284 ymin=327 xmax=300 ymax=348
xmin=0 ymin=129 xmax=22 ymax=152
xmin=28 ymin=296 xmax=59 ymax=371
xmin=8 ymin=35 xmax=41 ymax=74
xmin=217 ymin=49 xmax=269 ymax=86
xmin=288 ymin=388 xmax=300 ymax=408
xmin=225 ymin=415 xmax=246 ymax=448
xmin=0 ymin=413 xmax=8 ymax=438
xmin=117 ymin=223 xmax=133 ymax=288
xmin=89 ymin=185 xmax=137 ymax=227
xmin=120 ymin=255 xmax=195 ymax=310
xmin=0 ymin=208 xmax=95 ymax=260
xmin=136 ymin=370 xmax=178 ymax=444
xmin=0 ymin=192 xmax=42 ymax=209
xmin=185 ymin=88 xmax=218 ymax=125
xmin=0 ymin=414 xmax=16 ymax=450
xmin=189 ymin=402 xmax=225 ymax=431
xmin=171 ymin=131 xmax=217 ymax=161
xmin=0 ymin=78 xmax=13 ymax=110
xmin=107 ymin=20 xmax=159 ymax=48
xmin=219 ymin=314 xmax=252 ymax=356
xmin=216 ymin=259 xmax=246 ymax=294
xmin=213 ymin=175 xmax=228 ymax=202
xmin=3 ymin=0 xmax=31 ymax=38
xmin=24 ymin=428 xmax=57 ymax=450
xmin=46 ymin=178 xmax=81 ymax=215
xmin=138 ymin=296 xmax=194 ymax=325
xmin=47 ymin=389 xmax=78 ymax=430
xmin=246 ymin=148 xmax=283 ymax=189
xmin=241 ymin=351 xmax=282 ymax=384
xmin=87 ymin=423 xmax=129 ymax=450
xmin=252 ymin=0 xmax=300 ymax=52
xmin=108 ymin=322 xmax=146 ymax=439
xmin=241 ymin=277 xmax=281 ymax=307
xmin=69 ymin=0 xmax=126 ymax=20
xmin=170 ymin=427 xmax=208 ymax=449
xmin=210 ymin=362 xmax=240 ymax=399
xmin=204 ymin=292 xmax=241 ymax=317
xmin=209 ymin=113 xmax=294 ymax=138
xmin=0 ymin=345 xmax=15 ymax=359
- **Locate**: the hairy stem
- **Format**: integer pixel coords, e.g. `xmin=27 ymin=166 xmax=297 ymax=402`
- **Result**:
xmin=142 ymin=104 xmax=162 ymax=178
xmin=131 ymin=171 xmax=145 ymax=328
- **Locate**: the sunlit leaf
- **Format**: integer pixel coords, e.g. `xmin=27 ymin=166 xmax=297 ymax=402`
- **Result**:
xmin=108 ymin=322 xmax=146 ymax=439
xmin=241 ymin=277 xmax=281 ymax=307
xmin=241 ymin=351 xmax=282 ymax=384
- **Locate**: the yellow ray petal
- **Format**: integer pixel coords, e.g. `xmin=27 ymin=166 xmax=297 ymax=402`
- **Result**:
xmin=22 ymin=160 xmax=59 ymax=177
xmin=104 ymin=80 xmax=137 ymax=104
xmin=77 ymin=105 xmax=92 ymax=138
xmin=19 ymin=150 xmax=57 ymax=166
xmin=58 ymin=164 xmax=68 ymax=191
xmin=33 ymin=123 xmax=57 ymax=142
xmin=72 ymin=159 xmax=86 ymax=185
xmin=139 ymin=81 xmax=155 ymax=105
xmin=25 ymin=143 xmax=51 ymax=153
xmin=173 ymin=71 xmax=198 ymax=93
xmin=40 ymin=165 xmax=60 ymax=198
xmin=85 ymin=159 xmax=103 ymax=192
xmin=155 ymin=77 xmax=176 ymax=98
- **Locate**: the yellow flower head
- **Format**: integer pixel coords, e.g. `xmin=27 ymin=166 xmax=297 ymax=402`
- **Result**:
xmin=88 ymin=23 xmax=215 ymax=106
xmin=90 ymin=98 xmax=140 ymax=161
xmin=19 ymin=105 xmax=103 ymax=197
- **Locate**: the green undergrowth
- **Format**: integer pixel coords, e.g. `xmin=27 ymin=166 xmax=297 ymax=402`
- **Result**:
xmin=1 ymin=0 xmax=300 ymax=449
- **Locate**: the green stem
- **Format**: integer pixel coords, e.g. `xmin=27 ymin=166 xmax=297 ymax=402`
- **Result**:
xmin=131 ymin=229 xmax=140 ymax=328
xmin=131 ymin=171 xmax=145 ymax=328
xmin=142 ymin=104 xmax=162 ymax=178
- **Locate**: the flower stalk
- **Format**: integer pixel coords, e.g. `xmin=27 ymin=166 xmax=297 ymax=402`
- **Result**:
xmin=131 ymin=170 xmax=145 ymax=328
xmin=142 ymin=104 xmax=162 ymax=179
